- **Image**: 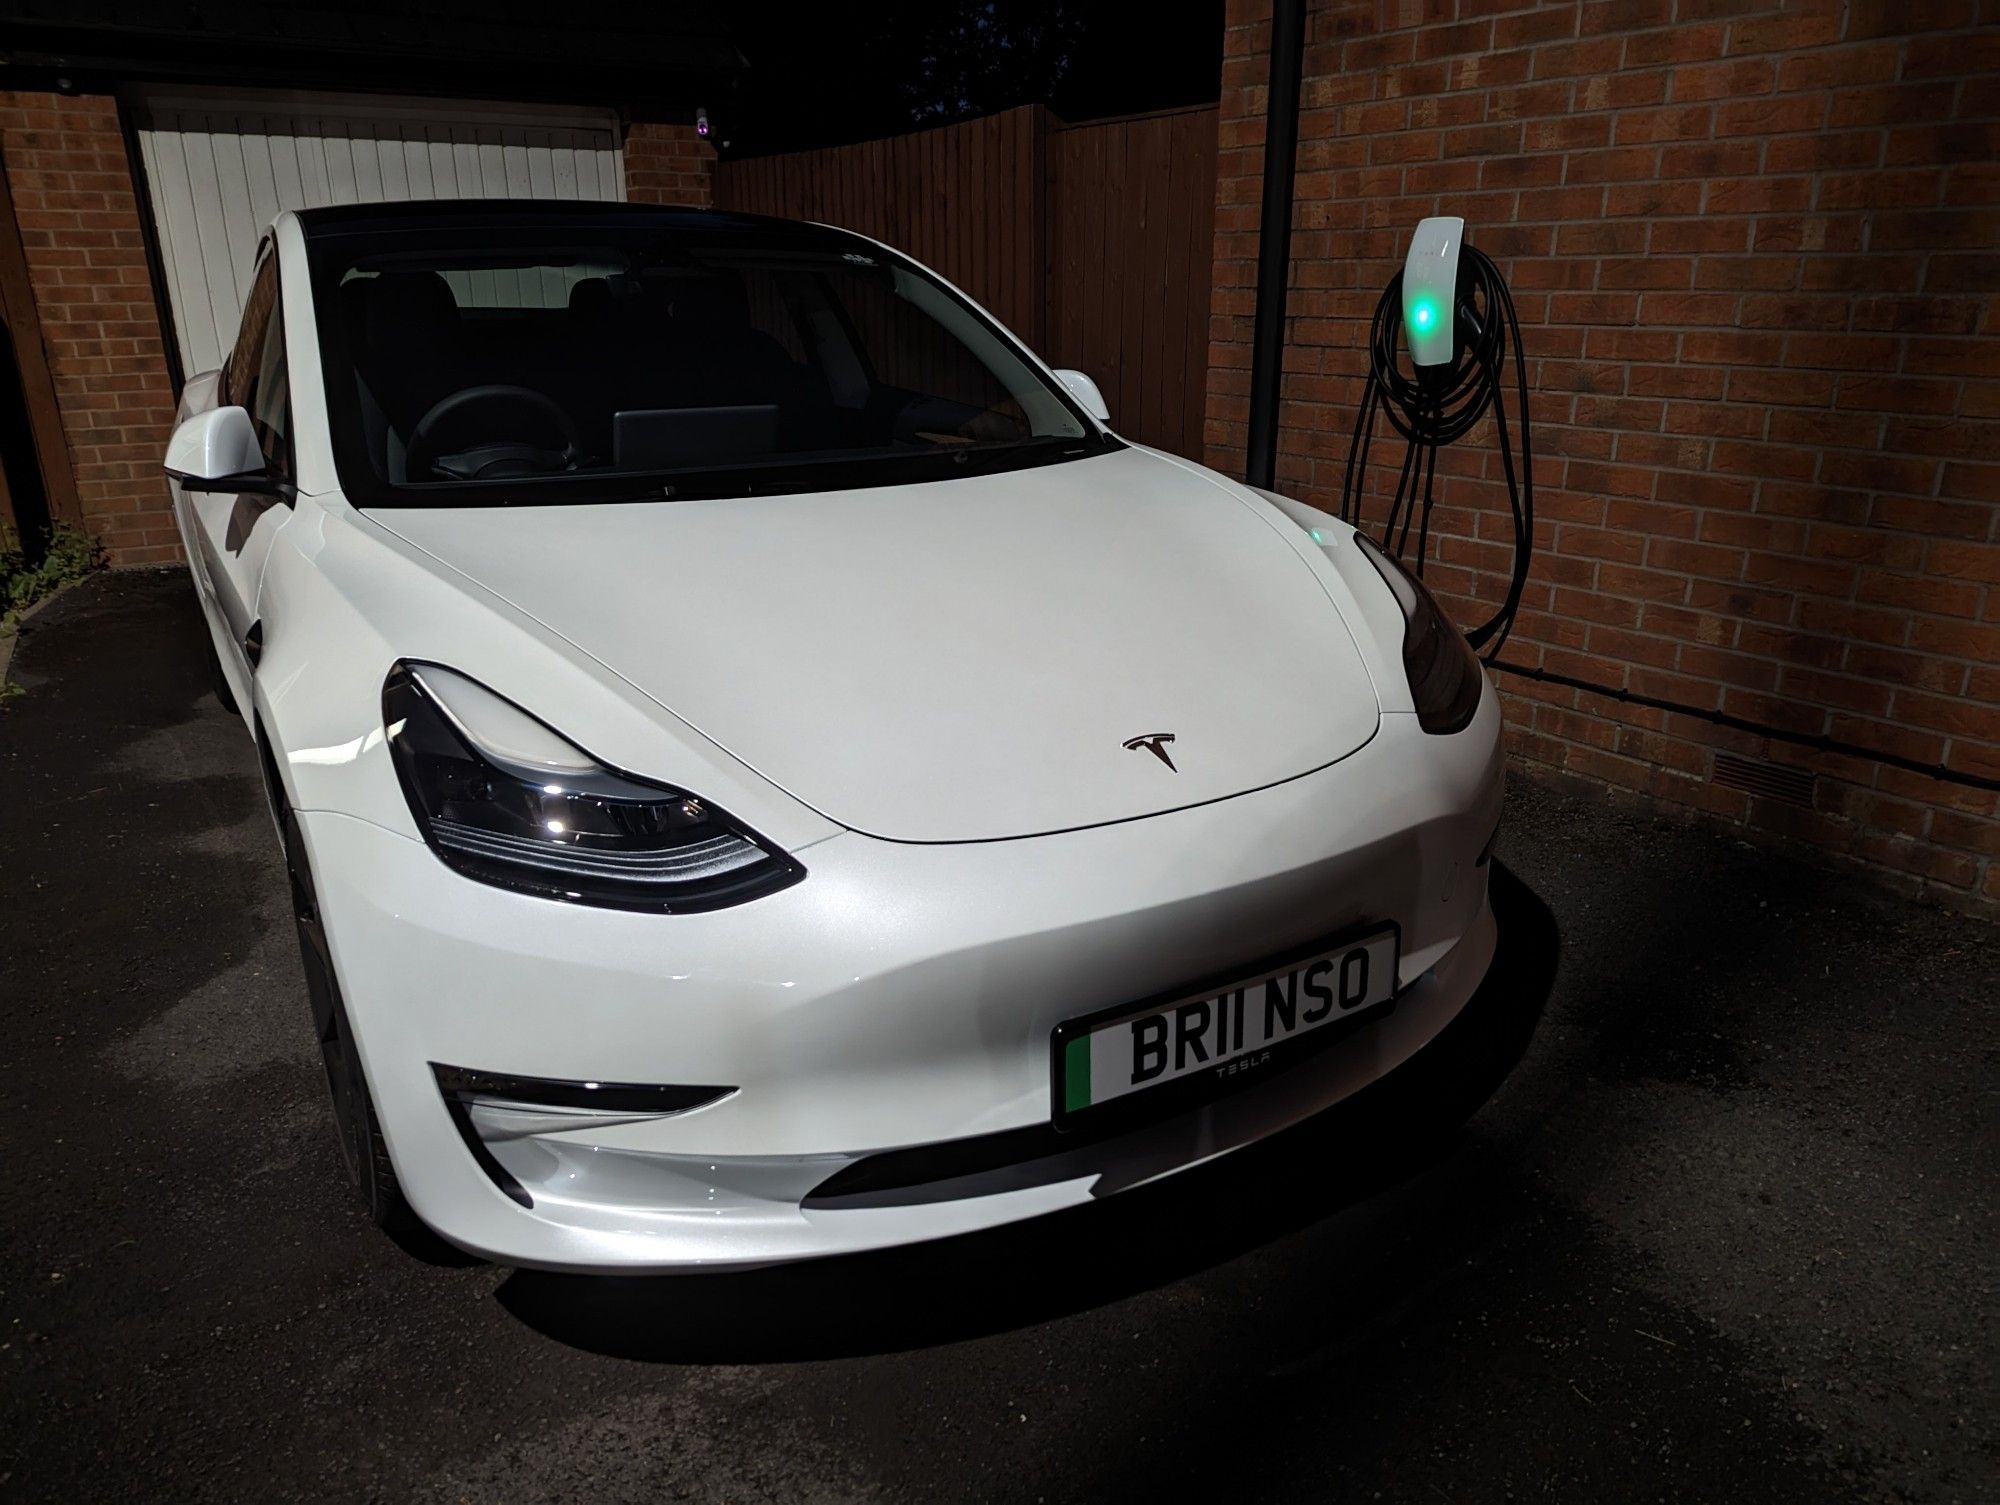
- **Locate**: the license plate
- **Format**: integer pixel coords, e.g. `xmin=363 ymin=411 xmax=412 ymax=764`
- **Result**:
xmin=1052 ymin=925 xmax=1400 ymax=1124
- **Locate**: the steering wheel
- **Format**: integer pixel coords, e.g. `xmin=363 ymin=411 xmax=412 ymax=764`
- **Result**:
xmin=405 ymin=384 xmax=584 ymax=481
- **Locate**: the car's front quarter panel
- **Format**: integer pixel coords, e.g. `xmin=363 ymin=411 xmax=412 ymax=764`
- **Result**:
xmin=1235 ymin=484 xmax=1429 ymax=719
xmin=250 ymin=495 xmax=844 ymax=857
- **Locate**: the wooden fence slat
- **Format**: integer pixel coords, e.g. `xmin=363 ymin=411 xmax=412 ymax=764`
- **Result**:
xmin=714 ymin=103 xmax=1217 ymax=458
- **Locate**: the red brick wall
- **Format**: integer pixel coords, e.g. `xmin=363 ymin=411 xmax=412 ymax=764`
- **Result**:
xmin=624 ymin=119 xmax=715 ymax=206
xmin=0 ymin=91 xmax=181 ymax=566
xmin=1209 ymin=0 xmax=2000 ymax=906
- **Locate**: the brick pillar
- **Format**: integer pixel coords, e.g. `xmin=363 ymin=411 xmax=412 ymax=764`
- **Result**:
xmin=0 ymin=91 xmax=181 ymax=566
xmin=623 ymin=119 xmax=716 ymax=207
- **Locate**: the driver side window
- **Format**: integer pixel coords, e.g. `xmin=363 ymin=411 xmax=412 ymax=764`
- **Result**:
xmin=247 ymin=300 xmax=291 ymax=482
xmin=228 ymin=258 xmax=292 ymax=482
xmin=225 ymin=259 xmax=274 ymax=409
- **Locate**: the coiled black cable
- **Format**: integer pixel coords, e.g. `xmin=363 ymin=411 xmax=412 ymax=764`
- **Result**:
xmin=1339 ymin=244 xmax=1533 ymax=660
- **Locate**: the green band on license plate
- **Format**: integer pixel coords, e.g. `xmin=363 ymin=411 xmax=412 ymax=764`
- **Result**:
xmin=1063 ymin=1034 xmax=1092 ymax=1112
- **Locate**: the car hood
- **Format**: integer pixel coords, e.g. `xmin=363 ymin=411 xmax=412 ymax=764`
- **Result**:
xmin=372 ymin=448 xmax=1380 ymax=843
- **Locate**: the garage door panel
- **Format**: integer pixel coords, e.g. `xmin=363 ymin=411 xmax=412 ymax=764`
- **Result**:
xmin=573 ymin=136 xmax=604 ymax=200
xmin=549 ymin=134 xmax=580 ymax=199
xmin=144 ymin=131 xmax=227 ymax=376
xmin=396 ymin=127 xmax=427 ymax=197
xmin=410 ymin=128 xmax=445 ymax=198
xmin=476 ymin=138 xmax=505 ymax=199
xmin=503 ymin=132 xmax=534 ymax=197
xmin=322 ymin=127 xmax=360 ymax=203
xmin=347 ymin=127 xmax=384 ymax=203
xmin=265 ymin=129 xmax=308 ymax=217
xmin=526 ymin=140 xmax=556 ymax=198
xmin=296 ymin=129 xmax=333 ymax=208
xmin=180 ymin=134 xmax=241 ymax=354
xmin=136 ymin=92 xmax=625 ymax=378
xmin=449 ymin=127 xmax=482 ymax=200
xmin=370 ymin=132 xmax=409 ymax=202
xmin=135 ymin=133 xmax=184 ymax=358
xmin=205 ymin=130 xmax=259 ymax=299
xmin=425 ymin=127 xmax=461 ymax=199
xmin=238 ymin=123 xmax=282 ymax=234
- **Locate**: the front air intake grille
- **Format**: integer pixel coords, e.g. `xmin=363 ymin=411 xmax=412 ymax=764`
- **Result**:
xmin=430 ymin=1065 xmax=736 ymax=1208
xmin=1710 ymin=753 xmax=1817 ymax=809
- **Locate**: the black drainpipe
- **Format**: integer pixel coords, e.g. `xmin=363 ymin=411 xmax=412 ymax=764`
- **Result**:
xmin=1244 ymin=0 xmax=1307 ymax=491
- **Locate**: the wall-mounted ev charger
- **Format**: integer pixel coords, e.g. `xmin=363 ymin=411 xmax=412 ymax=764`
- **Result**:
xmin=1401 ymin=215 xmax=1464 ymax=369
xmin=1339 ymin=215 xmax=1534 ymax=659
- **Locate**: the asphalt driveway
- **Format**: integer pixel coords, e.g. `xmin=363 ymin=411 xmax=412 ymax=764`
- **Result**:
xmin=2 ymin=571 xmax=1993 ymax=1503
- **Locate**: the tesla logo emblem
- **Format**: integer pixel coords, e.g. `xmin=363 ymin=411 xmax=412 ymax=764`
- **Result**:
xmin=1122 ymin=732 xmax=1178 ymax=772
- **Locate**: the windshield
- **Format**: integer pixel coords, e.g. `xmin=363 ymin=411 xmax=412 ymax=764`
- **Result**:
xmin=305 ymin=217 xmax=1115 ymax=507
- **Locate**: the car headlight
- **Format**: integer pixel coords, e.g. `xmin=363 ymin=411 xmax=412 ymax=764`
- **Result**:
xmin=1349 ymin=532 xmax=1483 ymax=734
xmin=382 ymin=663 xmax=803 ymax=911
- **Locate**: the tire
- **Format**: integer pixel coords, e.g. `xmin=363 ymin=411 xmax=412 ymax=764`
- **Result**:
xmin=320 ymin=986 xmax=410 ymax=1231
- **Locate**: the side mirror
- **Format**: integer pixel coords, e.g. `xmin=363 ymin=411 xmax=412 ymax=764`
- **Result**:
xmin=1053 ymin=369 xmax=1110 ymax=425
xmin=164 ymin=405 xmax=285 ymax=495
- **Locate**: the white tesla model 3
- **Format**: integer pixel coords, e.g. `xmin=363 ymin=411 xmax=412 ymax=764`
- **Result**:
xmin=163 ymin=202 xmax=1505 ymax=1271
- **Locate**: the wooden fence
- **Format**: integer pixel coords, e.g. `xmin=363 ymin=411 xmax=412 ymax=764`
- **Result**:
xmin=715 ymin=103 xmax=1217 ymax=459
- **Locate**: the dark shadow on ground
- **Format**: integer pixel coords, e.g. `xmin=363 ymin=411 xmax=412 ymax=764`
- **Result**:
xmin=496 ymin=863 xmax=1560 ymax=1362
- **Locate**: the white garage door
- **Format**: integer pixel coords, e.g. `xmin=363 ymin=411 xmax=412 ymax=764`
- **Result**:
xmin=133 ymin=90 xmax=626 ymax=378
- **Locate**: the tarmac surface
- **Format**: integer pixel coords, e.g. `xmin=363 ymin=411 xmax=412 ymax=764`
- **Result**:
xmin=2 ymin=571 xmax=1993 ymax=1502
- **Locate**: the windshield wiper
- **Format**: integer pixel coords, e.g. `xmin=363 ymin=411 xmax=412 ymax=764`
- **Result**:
xmin=385 ymin=436 xmax=1117 ymax=509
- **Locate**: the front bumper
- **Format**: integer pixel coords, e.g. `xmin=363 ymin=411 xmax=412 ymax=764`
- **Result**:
xmin=299 ymin=695 xmax=1506 ymax=1271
